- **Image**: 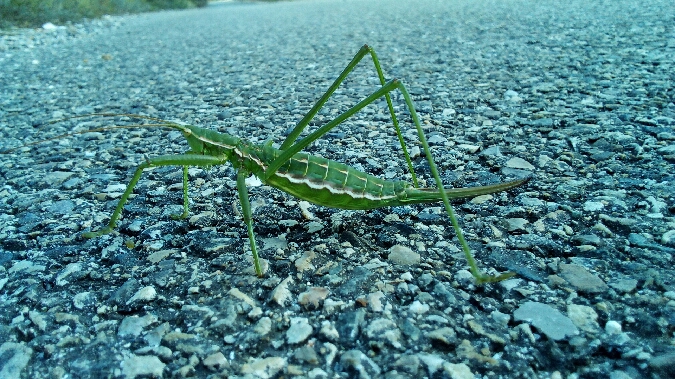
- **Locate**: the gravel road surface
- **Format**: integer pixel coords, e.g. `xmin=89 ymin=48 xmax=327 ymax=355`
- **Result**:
xmin=1 ymin=0 xmax=674 ymax=378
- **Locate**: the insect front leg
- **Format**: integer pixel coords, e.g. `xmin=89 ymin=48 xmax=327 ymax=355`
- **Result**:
xmin=236 ymin=168 xmax=264 ymax=277
xmin=83 ymin=154 xmax=225 ymax=238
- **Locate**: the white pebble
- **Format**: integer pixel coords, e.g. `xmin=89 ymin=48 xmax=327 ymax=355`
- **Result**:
xmin=605 ymin=320 xmax=622 ymax=334
xmin=409 ymin=300 xmax=430 ymax=315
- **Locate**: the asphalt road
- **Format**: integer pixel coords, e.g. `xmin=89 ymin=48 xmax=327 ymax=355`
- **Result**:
xmin=1 ymin=0 xmax=674 ymax=378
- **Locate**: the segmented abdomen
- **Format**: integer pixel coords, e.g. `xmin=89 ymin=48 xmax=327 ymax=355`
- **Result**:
xmin=258 ymin=145 xmax=408 ymax=210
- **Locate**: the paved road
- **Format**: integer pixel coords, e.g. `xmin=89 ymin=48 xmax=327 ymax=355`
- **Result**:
xmin=1 ymin=0 xmax=674 ymax=378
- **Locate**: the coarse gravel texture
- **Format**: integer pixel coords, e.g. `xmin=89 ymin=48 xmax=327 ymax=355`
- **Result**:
xmin=1 ymin=0 xmax=675 ymax=378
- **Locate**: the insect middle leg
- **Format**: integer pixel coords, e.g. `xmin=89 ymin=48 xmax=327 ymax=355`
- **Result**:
xmin=235 ymin=168 xmax=263 ymax=277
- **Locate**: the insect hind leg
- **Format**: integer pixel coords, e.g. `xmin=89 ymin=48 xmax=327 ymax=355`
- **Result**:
xmin=278 ymin=45 xmax=418 ymax=186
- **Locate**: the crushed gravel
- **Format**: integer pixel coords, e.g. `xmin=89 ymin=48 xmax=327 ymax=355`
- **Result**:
xmin=1 ymin=0 xmax=674 ymax=378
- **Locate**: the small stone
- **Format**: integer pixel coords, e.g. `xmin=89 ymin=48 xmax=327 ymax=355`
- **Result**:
xmin=270 ymin=276 xmax=294 ymax=306
xmin=520 ymin=196 xmax=544 ymax=207
xmin=287 ymin=317 xmax=313 ymax=344
xmin=480 ymin=146 xmax=502 ymax=157
xmin=572 ymin=234 xmax=601 ymax=246
xmin=47 ymin=200 xmax=75 ymax=215
xmin=559 ymin=264 xmax=608 ymax=293
xmin=254 ymin=317 xmax=272 ymax=336
xmin=504 ymin=90 xmax=522 ymax=102
xmin=577 ymin=245 xmax=596 ymax=253
xmin=340 ymin=350 xmax=381 ymax=378
xmin=470 ymin=194 xmax=493 ymax=204
xmin=365 ymin=318 xmax=402 ymax=349
xmin=126 ymin=286 xmax=157 ymax=305
xmin=202 ymin=352 xmax=228 ymax=371
xmin=118 ymin=314 xmax=158 ymax=337
xmin=295 ymin=251 xmax=317 ymax=272
xmin=294 ymin=346 xmax=319 ymax=364
xmin=388 ymin=245 xmax=420 ymax=265
xmin=609 ymin=371 xmax=633 ymax=379
xmin=367 ymin=291 xmax=385 ymax=312
xmin=505 ymin=157 xmax=535 ymax=170
xmin=426 ymin=327 xmax=457 ymax=346
xmin=409 ymin=300 xmax=430 ymax=315
xmin=245 ymin=175 xmax=262 ymax=187
xmin=146 ymin=250 xmax=172 ymax=263
xmin=661 ymin=230 xmax=675 ymax=247
xmin=26 ymin=311 xmax=46 ymax=332
xmin=43 ymin=171 xmax=74 ymax=186
xmin=567 ymin=304 xmax=599 ymax=332
xmin=120 ymin=354 xmax=165 ymax=379
xmin=305 ymin=221 xmax=323 ymax=233
xmin=442 ymin=108 xmax=456 ymax=118
xmin=298 ymin=287 xmax=329 ymax=308
xmin=241 ymin=357 xmax=287 ymax=379
xmin=418 ymin=353 xmax=446 ymax=376
xmin=319 ymin=321 xmax=339 ymax=341
xmin=605 ymin=320 xmax=622 ymax=334
xmin=657 ymin=144 xmax=675 ymax=154
xmin=491 ymin=311 xmax=511 ymax=326
xmin=628 ymin=233 xmax=654 ymax=248
xmin=0 ymin=342 xmax=32 ymax=379
xmin=514 ymin=301 xmax=579 ymax=340
xmin=427 ymin=135 xmax=447 ymax=145
xmin=609 ymin=278 xmax=638 ymax=293
xmin=7 ymin=261 xmax=46 ymax=274
xmin=73 ymin=292 xmax=97 ymax=310
xmin=498 ymin=278 xmax=523 ymax=292
xmin=128 ymin=219 xmax=144 ymax=232
xmin=457 ymin=144 xmax=480 ymax=153
xmin=454 ymin=270 xmax=476 ymax=288
xmin=308 ymin=368 xmax=329 ymax=379
xmin=443 ymin=362 xmax=475 ymax=379
xmin=583 ymin=201 xmax=605 ymax=212
xmin=228 ymin=288 xmax=257 ymax=307
xmin=503 ymin=218 xmax=529 ymax=232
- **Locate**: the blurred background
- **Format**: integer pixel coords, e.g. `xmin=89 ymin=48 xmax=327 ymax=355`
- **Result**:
xmin=0 ymin=0 xmax=218 ymax=29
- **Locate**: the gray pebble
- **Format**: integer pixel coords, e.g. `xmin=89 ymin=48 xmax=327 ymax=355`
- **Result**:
xmin=388 ymin=245 xmax=420 ymax=266
xmin=118 ymin=314 xmax=158 ymax=337
xmin=365 ymin=318 xmax=402 ymax=349
xmin=609 ymin=278 xmax=638 ymax=293
xmin=287 ymin=317 xmax=313 ymax=344
xmin=505 ymin=157 xmax=535 ymax=170
xmin=340 ymin=350 xmax=381 ymax=379
xmin=503 ymin=218 xmax=529 ymax=232
xmin=559 ymin=263 xmax=609 ymax=293
xmin=0 ymin=343 xmax=33 ymax=379
xmin=514 ymin=302 xmax=579 ymax=340
xmin=120 ymin=354 xmax=165 ymax=379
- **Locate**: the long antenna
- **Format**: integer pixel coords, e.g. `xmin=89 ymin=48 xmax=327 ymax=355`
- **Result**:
xmin=1 ymin=114 xmax=181 ymax=154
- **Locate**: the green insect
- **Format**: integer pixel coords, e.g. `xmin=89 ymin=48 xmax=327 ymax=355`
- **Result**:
xmin=6 ymin=45 xmax=528 ymax=283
